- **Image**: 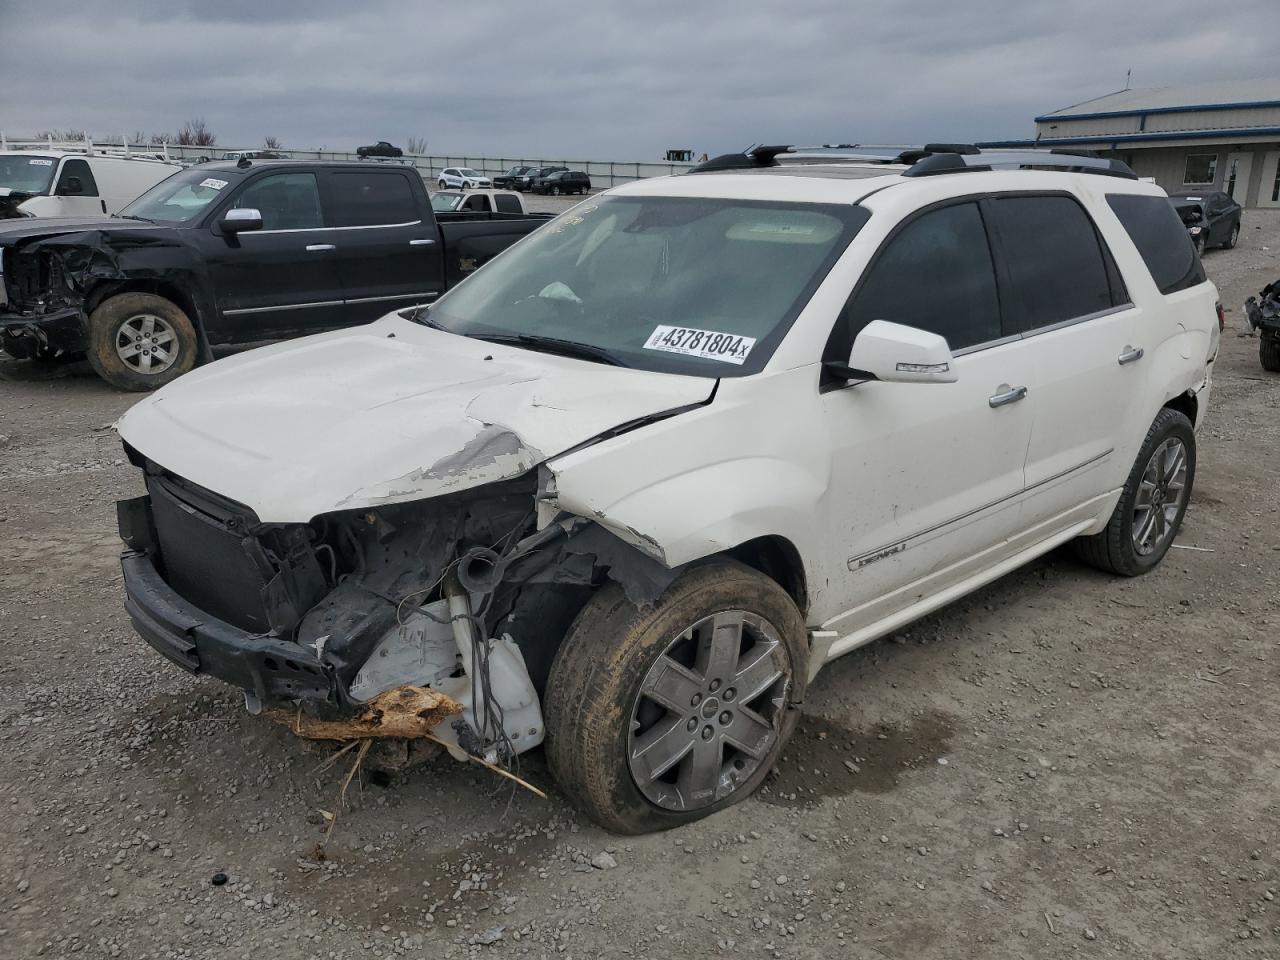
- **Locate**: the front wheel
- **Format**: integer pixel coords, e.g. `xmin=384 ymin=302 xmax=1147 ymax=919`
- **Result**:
xmin=438 ymin=179 xmax=447 ymax=189
xmin=1074 ymin=407 xmax=1195 ymax=576
xmin=1224 ymin=222 xmax=1240 ymax=249
xmin=1192 ymin=233 xmax=1205 ymax=256
xmin=86 ymin=293 xmax=197 ymax=391
xmin=544 ymin=561 xmax=807 ymax=834
xmin=1261 ymin=334 xmax=1280 ymax=372
xmin=551 ymin=186 xmax=561 ymax=195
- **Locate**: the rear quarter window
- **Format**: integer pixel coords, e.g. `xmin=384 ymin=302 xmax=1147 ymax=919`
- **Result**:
xmin=1106 ymin=194 xmax=1206 ymax=295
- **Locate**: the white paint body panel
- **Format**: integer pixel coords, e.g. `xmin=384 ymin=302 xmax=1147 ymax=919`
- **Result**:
xmin=118 ymin=165 xmax=1220 ymax=677
xmin=0 ymin=151 xmax=181 ymax=217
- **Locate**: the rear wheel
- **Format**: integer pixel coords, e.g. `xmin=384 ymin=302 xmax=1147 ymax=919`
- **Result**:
xmin=544 ymin=561 xmax=807 ymax=834
xmin=1074 ymin=407 xmax=1195 ymax=576
xmin=552 ymin=186 xmax=561 ymax=196
xmin=86 ymin=293 xmax=197 ymax=391
xmin=1261 ymin=334 xmax=1280 ymax=372
xmin=1192 ymin=233 xmax=1205 ymax=256
xmin=1224 ymin=222 xmax=1240 ymax=249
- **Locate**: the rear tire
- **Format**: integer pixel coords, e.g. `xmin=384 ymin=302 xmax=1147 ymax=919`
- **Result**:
xmin=1074 ymin=407 xmax=1195 ymax=576
xmin=86 ymin=293 xmax=197 ymax=391
xmin=1224 ymin=222 xmax=1240 ymax=249
xmin=543 ymin=560 xmax=807 ymax=834
xmin=552 ymin=186 xmax=561 ymax=196
xmin=1192 ymin=234 xmax=1205 ymax=256
xmin=1261 ymin=335 xmax=1280 ymax=372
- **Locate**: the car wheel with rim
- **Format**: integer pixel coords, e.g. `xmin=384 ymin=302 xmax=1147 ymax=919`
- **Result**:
xmin=544 ymin=560 xmax=807 ymax=834
xmin=1074 ymin=407 xmax=1195 ymax=576
xmin=86 ymin=293 xmax=197 ymax=391
xmin=1192 ymin=233 xmax=1205 ymax=255
xmin=552 ymin=186 xmax=561 ymax=196
xmin=438 ymin=179 xmax=447 ymax=189
xmin=1225 ymin=222 xmax=1240 ymax=249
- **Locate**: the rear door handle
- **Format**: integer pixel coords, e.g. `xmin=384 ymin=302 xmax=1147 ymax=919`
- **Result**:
xmin=305 ymin=243 xmax=335 ymax=252
xmin=409 ymin=238 xmax=436 ymax=246
xmin=988 ymin=384 xmax=1028 ymax=408
xmin=1118 ymin=346 xmax=1144 ymax=365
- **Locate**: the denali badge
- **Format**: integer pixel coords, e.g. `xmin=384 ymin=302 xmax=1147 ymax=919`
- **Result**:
xmin=849 ymin=542 xmax=906 ymax=570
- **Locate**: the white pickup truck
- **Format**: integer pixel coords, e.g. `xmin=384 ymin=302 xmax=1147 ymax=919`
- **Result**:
xmin=430 ymin=189 xmax=528 ymax=215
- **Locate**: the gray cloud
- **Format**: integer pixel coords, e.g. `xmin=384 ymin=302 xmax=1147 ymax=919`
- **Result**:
xmin=1 ymin=0 xmax=1274 ymax=159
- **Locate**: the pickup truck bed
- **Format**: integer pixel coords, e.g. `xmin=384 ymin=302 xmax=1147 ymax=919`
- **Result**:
xmin=0 ymin=159 xmax=552 ymax=389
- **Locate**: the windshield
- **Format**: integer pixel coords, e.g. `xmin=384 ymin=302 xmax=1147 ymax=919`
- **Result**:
xmin=0 ymin=155 xmax=57 ymax=195
xmin=460 ymin=168 xmax=481 ymax=178
xmin=431 ymin=191 xmax=465 ymax=211
xmin=120 ymin=167 xmax=238 ymax=223
xmin=427 ymin=196 xmax=868 ymax=377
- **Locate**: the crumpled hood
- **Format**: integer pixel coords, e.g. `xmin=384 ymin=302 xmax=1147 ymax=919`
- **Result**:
xmin=0 ymin=216 xmax=172 ymax=242
xmin=118 ymin=314 xmax=715 ymax=522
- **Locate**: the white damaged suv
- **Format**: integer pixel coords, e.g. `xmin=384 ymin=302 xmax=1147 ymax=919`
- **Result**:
xmin=114 ymin=145 xmax=1219 ymax=833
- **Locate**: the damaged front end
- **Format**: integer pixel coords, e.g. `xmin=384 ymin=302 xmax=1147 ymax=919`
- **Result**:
xmin=0 ymin=239 xmax=90 ymax=359
xmin=117 ymin=451 xmax=677 ymax=762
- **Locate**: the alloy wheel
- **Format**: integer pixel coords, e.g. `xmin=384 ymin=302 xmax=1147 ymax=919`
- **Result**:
xmin=1132 ymin=436 xmax=1188 ymax=556
xmin=627 ymin=610 xmax=788 ymax=812
xmin=115 ymin=314 xmax=178 ymax=374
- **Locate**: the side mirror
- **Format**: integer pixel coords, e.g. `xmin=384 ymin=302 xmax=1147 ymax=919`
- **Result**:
xmin=59 ymin=177 xmax=84 ymax=196
xmin=834 ymin=319 xmax=958 ymax=384
xmin=220 ymin=207 xmax=263 ymax=233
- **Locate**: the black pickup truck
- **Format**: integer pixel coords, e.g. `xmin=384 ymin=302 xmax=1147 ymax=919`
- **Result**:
xmin=0 ymin=159 xmax=553 ymax=389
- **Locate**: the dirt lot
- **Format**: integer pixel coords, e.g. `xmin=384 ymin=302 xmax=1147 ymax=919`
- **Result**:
xmin=1 ymin=204 xmax=1278 ymax=960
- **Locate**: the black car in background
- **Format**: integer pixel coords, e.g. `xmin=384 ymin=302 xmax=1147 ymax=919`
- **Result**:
xmin=494 ymin=165 xmax=536 ymax=189
xmin=1168 ymin=191 xmax=1242 ymax=253
xmin=531 ymin=170 xmax=591 ymax=195
xmin=356 ymin=141 xmax=403 ymax=158
xmin=514 ymin=165 xmax=567 ymax=191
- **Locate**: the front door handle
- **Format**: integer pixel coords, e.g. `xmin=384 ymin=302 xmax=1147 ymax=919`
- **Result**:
xmin=1118 ymin=346 xmax=1144 ymax=365
xmin=305 ymin=243 xmax=335 ymax=252
xmin=988 ymin=384 xmax=1028 ymax=408
xmin=409 ymin=238 xmax=436 ymax=246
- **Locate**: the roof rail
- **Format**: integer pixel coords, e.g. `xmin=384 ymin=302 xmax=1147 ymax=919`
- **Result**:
xmin=690 ymin=142 xmax=1138 ymax=180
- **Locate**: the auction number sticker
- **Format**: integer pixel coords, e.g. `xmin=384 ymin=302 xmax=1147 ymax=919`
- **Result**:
xmin=199 ymin=178 xmax=229 ymax=190
xmin=643 ymin=325 xmax=756 ymax=365
xmin=28 ymin=158 xmax=53 ymax=166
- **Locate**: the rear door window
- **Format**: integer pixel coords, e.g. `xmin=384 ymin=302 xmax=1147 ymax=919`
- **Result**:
xmin=986 ymin=195 xmax=1124 ymax=332
xmin=832 ymin=201 xmax=1001 ymax=358
xmin=1106 ymin=194 xmax=1206 ymax=294
xmin=494 ymin=193 xmax=522 ymax=213
xmin=327 ymin=171 xmax=417 ymax=227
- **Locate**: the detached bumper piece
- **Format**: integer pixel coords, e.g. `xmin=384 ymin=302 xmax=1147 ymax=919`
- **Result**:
xmin=0 ymin=306 xmax=85 ymax=358
xmin=118 ymin=490 xmax=336 ymax=705
xmin=121 ymin=550 xmax=334 ymax=702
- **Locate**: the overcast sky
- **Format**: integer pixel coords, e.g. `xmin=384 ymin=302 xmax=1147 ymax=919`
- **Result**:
xmin=1 ymin=1 xmax=1275 ymax=160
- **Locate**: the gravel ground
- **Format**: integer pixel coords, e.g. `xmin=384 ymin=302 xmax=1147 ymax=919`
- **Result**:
xmin=1 ymin=204 xmax=1278 ymax=960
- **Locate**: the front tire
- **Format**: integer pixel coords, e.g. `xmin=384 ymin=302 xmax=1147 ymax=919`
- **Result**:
xmin=552 ymin=186 xmax=561 ymax=196
xmin=86 ymin=293 xmax=197 ymax=391
xmin=1261 ymin=335 xmax=1280 ymax=372
xmin=544 ymin=561 xmax=807 ymax=834
xmin=1074 ymin=407 xmax=1195 ymax=576
xmin=1224 ymin=222 xmax=1240 ymax=249
xmin=438 ymin=179 xmax=447 ymax=189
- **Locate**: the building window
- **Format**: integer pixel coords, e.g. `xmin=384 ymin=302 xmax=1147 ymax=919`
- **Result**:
xmin=1183 ymin=154 xmax=1218 ymax=186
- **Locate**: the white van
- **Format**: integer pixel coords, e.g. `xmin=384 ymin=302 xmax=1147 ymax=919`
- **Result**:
xmin=0 ymin=148 xmax=182 ymax=219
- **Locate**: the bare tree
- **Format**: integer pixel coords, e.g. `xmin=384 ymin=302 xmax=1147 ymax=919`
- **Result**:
xmin=176 ymin=118 xmax=216 ymax=147
xmin=263 ymin=135 xmax=282 ymax=150
xmin=150 ymin=132 xmax=173 ymax=145
xmin=405 ymin=136 xmax=428 ymax=155
xmin=130 ymin=130 xmax=148 ymax=146
xmin=36 ymin=129 xmax=86 ymax=142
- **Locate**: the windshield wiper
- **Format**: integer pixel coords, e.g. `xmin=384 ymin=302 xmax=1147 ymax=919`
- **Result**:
xmin=469 ymin=333 xmax=630 ymax=367
xmin=116 ymin=214 xmax=154 ymax=223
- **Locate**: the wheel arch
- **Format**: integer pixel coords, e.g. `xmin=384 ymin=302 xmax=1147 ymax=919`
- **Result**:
xmin=1161 ymin=389 xmax=1197 ymax=430
xmin=726 ymin=535 xmax=809 ymax=615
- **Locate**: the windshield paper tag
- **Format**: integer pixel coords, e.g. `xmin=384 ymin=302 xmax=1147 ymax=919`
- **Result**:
xmin=29 ymin=158 xmax=54 ymax=166
xmin=200 ymin=178 xmax=228 ymax=190
xmin=643 ymin=325 xmax=756 ymax=365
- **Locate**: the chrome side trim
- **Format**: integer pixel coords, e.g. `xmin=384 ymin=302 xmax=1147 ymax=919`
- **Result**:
xmin=246 ymin=220 xmax=423 ymax=236
xmin=222 ymin=300 xmax=343 ymax=316
xmin=952 ymin=304 xmax=1137 ymax=359
xmin=345 ymin=292 xmax=438 ymax=305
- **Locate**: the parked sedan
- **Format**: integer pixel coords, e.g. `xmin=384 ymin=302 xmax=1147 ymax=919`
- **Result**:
xmin=1168 ymin=191 xmax=1241 ymax=253
xmin=514 ymin=165 xmax=567 ymax=191
xmin=531 ymin=170 xmax=591 ymax=196
xmin=437 ymin=167 xmax=492 ymax=189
